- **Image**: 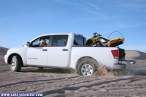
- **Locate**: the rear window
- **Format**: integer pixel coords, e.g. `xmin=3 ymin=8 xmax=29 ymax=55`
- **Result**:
xmin=74 ymin=35 xmax=86 ymax=46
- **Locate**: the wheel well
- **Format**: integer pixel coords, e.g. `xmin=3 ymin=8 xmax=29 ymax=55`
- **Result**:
xmin=8 ymin=53 xmax=23 ymax=66
xmin=76 ymin=56 xmax=98 ymax=69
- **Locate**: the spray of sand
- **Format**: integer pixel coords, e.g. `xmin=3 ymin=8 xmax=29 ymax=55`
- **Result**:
xmin=96 ymin=65 xmax=123 ymax=79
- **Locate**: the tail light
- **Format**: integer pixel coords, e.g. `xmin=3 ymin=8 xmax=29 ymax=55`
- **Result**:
xmin=111 ymin=50 xmax=119 ymax=59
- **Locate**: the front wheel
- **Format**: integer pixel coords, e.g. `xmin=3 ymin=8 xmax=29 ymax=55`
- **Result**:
xmin=77 ymin=58 xmax=97 ymax=76
xmin=10 ymin=55 xmax=21 ymax=72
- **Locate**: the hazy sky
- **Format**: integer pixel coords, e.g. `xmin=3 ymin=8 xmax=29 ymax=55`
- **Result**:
xmin=0 ymin=0 xmax=146 ymax=52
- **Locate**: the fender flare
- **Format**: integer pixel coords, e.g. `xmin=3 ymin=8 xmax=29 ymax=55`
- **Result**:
xmin=76 ymin=56 xmax=98 ymax=69
xmin=7 ymin=53 xmax=23 ymax=66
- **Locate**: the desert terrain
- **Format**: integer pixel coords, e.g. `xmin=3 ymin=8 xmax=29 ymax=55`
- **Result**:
xmin=0 ymin=47 xmax=146 ymax=97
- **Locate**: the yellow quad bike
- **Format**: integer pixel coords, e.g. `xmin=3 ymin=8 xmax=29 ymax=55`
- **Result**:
xmin=86 ymin=32 xmax=124 ymax=47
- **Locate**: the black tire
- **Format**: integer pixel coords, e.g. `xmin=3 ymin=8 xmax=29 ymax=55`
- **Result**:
xmin=10 ymin=55 xmax=21 ymax=72
xmin=77 ymin=58 xmax=97 ymax=76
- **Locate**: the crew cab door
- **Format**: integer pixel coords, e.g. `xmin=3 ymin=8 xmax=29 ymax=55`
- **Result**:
xmin=26 ymin=34 xmax=70 ymax=67
xmin=47 ymin=35 xmax=70 ymax=67
xmin=26 ymin=36 xmax=50 ymax=66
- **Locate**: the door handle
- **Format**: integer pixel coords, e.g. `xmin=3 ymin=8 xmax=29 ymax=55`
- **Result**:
xmin=62 ymin=49 xmax=68 ymax=51
xmin=42 ymin=49 xmax=47 ymax=51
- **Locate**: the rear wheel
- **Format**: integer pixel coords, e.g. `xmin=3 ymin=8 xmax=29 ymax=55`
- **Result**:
xmin=10 ymin=55 xmax=21 ymax=72
xmin=77 ymin=58 xmax=97 ymax=76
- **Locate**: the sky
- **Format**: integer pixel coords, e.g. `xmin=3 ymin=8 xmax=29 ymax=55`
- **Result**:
xmin=0 ymin=0 xmax=146 ymax=52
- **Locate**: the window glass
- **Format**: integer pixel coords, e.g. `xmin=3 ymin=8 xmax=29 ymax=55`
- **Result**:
xmin=30 ymin=36 xmax=50 ymax=47
xmin=30 ymin=38 xmax=40 ymax=47
xmin=51 ymin=35 xmax=68 ymax=46
xmin=74 ymin=35 xmax=85 ymax=46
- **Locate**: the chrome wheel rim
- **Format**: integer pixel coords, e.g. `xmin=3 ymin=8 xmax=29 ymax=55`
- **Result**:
xmin=11 ymin=56 xmax=17 ymax=71
xmin=81 ymin=64 xmax=94 ymax=76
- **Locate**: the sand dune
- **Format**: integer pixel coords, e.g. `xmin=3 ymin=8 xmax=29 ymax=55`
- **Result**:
xmin=126 ymin=50 xmax=146 ymax=60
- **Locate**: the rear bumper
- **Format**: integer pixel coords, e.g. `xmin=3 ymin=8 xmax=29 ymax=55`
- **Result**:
xmin=112 ymin=59 xmax=136 ymax=70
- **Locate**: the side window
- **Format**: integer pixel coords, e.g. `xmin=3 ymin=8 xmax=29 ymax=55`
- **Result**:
xmin=30 ymin=36 xmax=50 ymax=47
xmin=74 ymin=35 xmax=86 ymax=46
xmin=51 ymin=35 xmax=68 ymax=47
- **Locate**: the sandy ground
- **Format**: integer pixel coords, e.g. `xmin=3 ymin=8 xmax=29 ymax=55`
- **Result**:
xmin=0 ymin=51 xmax=146 ymax=97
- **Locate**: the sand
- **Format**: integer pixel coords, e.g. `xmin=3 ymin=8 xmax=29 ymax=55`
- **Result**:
xmin=0 ymin=50 xmax=146 ymax=97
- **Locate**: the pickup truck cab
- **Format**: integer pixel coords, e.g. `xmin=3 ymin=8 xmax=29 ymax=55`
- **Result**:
xmin=4 ymin=33 xmax=126 ymax=76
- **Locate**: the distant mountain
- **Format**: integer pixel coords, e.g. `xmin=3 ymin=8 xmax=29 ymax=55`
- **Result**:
xmin=0 ymin=47 xmax=8 ymax=65
xmin=0 ymin=47 xmax=8 ymax=55
xmin=126 ymin=50 xmax=146 ymax=60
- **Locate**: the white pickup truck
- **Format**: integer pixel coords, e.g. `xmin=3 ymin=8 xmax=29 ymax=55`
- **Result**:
xmin=4 ymin=33 xmax=126 ymax=76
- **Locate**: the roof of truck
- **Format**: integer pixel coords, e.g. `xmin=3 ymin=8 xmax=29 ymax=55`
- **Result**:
xmin=40 ymin=32 xmax=80 ymax=36
xmin=39 ymin=32 xmax=84 ymax=37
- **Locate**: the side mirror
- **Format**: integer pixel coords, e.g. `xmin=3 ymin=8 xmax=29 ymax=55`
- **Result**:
xmin=26 ymin=42 xmax=31 ymax=47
